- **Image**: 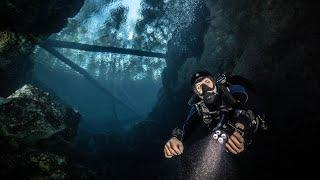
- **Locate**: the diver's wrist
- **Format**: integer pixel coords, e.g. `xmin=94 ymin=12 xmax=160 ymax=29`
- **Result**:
xmin=171 ymin=127 xmax=184 ymax=141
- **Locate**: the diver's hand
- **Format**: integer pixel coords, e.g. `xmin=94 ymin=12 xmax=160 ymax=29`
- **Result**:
xmin=164 ymin=137 xmax=184 ymax=158
xmin=226 ymin=123 xmax=245 ymax=154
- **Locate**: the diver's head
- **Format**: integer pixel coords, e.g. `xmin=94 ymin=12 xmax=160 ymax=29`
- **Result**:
xmin=191 ymin=71 xmax=217 ymax=105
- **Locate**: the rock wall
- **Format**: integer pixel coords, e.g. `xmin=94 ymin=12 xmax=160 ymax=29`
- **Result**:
xmin=0 ymin=1 xmax=88 ymax=178
xmin=202 ymin=1 xmax=319 ymax=177
xmin=0 ymin=85 xmax=86 ymax=179
xmin=0 ymin=0 xmax=84 ymax=33
xmin=0 ymin=0 xmax=84 ymax=96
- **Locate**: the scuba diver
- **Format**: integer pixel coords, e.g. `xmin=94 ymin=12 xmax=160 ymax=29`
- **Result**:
xmin=163 ymin=70 xmax=266 ymax=158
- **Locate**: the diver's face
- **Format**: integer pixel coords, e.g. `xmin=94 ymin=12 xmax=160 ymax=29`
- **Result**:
xmin=194 ymin=77 xmax=215 ymax=95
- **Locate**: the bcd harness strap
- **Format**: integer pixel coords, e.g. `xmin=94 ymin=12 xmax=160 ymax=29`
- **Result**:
xmin=194 ymin=84 xmax=242 ymax=132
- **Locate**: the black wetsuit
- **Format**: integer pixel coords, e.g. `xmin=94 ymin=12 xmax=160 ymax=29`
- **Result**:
xmin=173 ymin=85 xmax=253 ymax=145
xmin=171 ymin=85 xmax=255 ymax=180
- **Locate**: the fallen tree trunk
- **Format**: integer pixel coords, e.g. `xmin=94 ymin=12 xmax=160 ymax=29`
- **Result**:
xmin=45 ymin=39 xmax=167 ymax=59
xmin=39 ymin=42 xmax=141 ymax=118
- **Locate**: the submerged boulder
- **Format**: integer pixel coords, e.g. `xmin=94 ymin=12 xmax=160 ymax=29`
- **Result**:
xmin=0 ymin=84 xmax=83 ymax=178
xmin=0 ymin=84 xmax=80 ymax=144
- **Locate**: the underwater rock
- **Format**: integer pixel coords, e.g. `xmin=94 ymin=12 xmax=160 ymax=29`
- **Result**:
xmin=29 ymin=152 xmax=68 ymax=179
xmin=0 ymin=55 xmax=33 ymax=97
xmin=0 ymin=150 xmax=68 ymax=179
xmin=0 ymin=0 xmax=85 ymax=97
xmin=0 ymin=0 xmax=84 ymax=34
xmin=0 ymin=31 xmax=35 ymax=97
xmin=0 ymin=84 xmax=80 ymax=144
xmin=0 ymin=84 xmax=83 ymax=178
xmin=0 ymin=31 xmax=20 ymax=55
xmin=0 ymin=31 xmax=34 ymax=97
xmin=0 ymin=31 xmax=35 ymax=56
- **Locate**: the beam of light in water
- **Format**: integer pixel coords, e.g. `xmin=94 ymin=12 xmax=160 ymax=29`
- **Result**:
xmin=180 ymin=135 xmax=235 ymax=180
xmin=190 ymin=136 xmax=224 ymax=179
xmin=121 ymin=0 xmax=142 ymax=41
xmin=37 ymin=0 xmax=206 ymax=82
xmin=67 ymin=0 xmax=142 ymax=44
xmin=45 ymin=0 xmax=164 ymax=81
xmin=80 ymin=0 xmax=122 ymax=42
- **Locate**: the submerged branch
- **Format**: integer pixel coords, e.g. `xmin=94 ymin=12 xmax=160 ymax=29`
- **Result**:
xmin=45 ymin=39 xmax=167 ymax=59
xmin=39 ymin=42 xmax=141 ymax=118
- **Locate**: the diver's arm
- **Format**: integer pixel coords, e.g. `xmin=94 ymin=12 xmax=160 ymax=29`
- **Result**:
xmin=229 ymin=83 xmax=258 ymax=146
xmin=225 ymin=105 xmax=257 ymax=154
xmin=172 ymin=106 xmax=199 ymax=142
xmin=226 ymin=123 xmax=245 ymax=154
xmin=164 ymin=137 xmax=184 ymax=158
xmin=164 ymin=107 xmax=198 ymax=158
xmin=226 ymin=84 xmax=257 ymax=154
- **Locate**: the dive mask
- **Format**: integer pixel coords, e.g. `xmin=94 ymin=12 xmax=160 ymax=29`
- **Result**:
xmin=201 ymin=85 xmax=217 ymax=105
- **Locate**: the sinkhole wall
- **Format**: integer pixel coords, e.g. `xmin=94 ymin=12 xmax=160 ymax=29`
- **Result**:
xmin=0 ymin=0 xmax=84 ymax=97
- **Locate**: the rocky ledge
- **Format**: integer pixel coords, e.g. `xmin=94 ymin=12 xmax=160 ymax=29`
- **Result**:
xmin=0 ymin=85 xmax=85 ymax=179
